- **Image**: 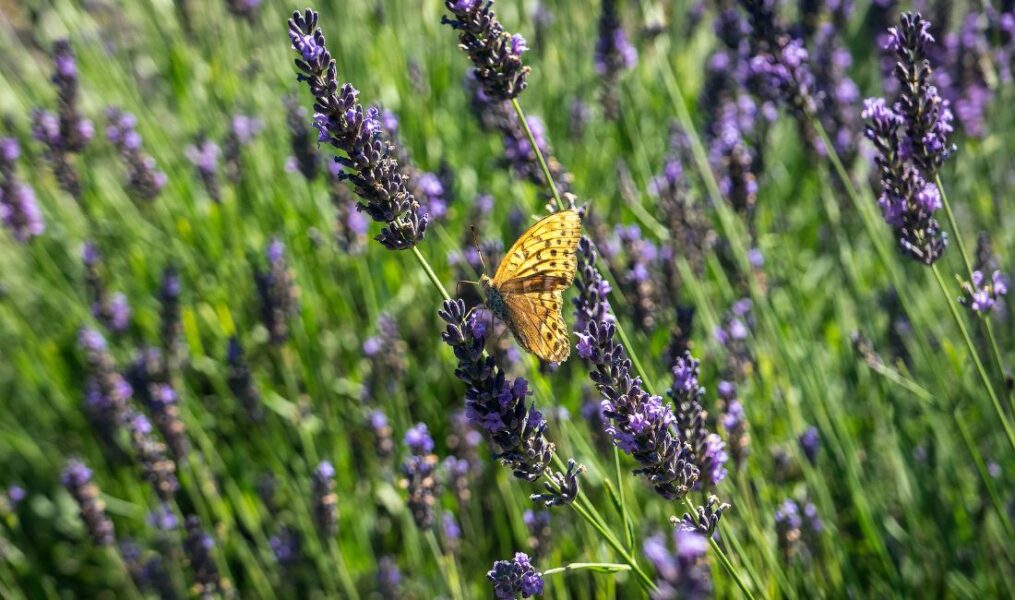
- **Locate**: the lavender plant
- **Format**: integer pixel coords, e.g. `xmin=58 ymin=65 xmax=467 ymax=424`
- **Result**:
xmin=401 ymin=423 xmax=439 ymax=529
xmin=105 ymin=107 xmax=167 ymax=202
xmin=594 ymin=0 xmax=638 ymax=120
xmin=0 ymin=137 xmax=44 ymax=242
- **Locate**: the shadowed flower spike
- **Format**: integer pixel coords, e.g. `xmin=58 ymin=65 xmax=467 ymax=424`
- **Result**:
xmin=719 ymin=382 xmax=750 ymax=468
xmin=284 ymin=94 xmax=321 ymax=180
xmin=442 ymin=0 xmax=531 ymax=101
xmin=644 ymin=528 xmax=712 ymax=600
xmin=184 ymin=515 xmax=225 ymax=597
xmin=595 ymin=0 xmax=637 ymax=120
xmin=128 ymin=348 xmax=188 ymax=460
xmin=226 ymin=337 xmax=263 ymax=421
xmin=79 ymin=328 xmax=133 ymax=436
xmin=530 ymin=458 xmax=583 ymax=507
xmin=488 ymin=552 xmax=544 ymax=599
xmin=798 ymin=426 xmax=820 ymax=464
xmin=377 ymin=555 xmax=402 ymax=599
xmin=255 ymin=238 xmax=299 ymax=345
xmin=960 ymin=270 xmax=1008 ymax=315
xmin=312 ymin=461 xmax=338 ymax=536
xmin=369 ymin=410 xmax=395 ymax=461
xmin=226 ymin=0 xmax=261 ymax=22
xmin=223 ymin=114 xmax=262 ymax=182
xmin=288 ymin=9 xmax=428 ymax=250
xmin=159 ymin=266 xmax=184 ymax=368
xmin=126 ymin=411 xmax=179 ymax=501
xmin=62 ymin=459 xmax=115 ymax=546
xmin=863 ymin=12 xmax=951 ymax=266
xmin=185 ymin=136 xmax=221 ymax=202
xmin=438 ymin=299 xmax=555 ymax=481
xmin=401 ymin=423 xmax=439 ymax=529
xmin=105 ymin=107 xmax=167 ymax=201
xmin=738 ymin=0 xmax=817 ymax=119
xmin=524 ymin=509 xmax=552 ymax=560
xmin=51 ymin=40 xmax=93 ymax=153
xmin=82 ymin=242 xmax=130 ymax=333
xmin=0 ymin=137 xmax=45 ymax=241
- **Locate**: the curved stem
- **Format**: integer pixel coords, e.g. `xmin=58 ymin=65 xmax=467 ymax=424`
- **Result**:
xmin=930 ymin=264 xmax=1015 ymax=453
xmin=510 ymin=98 xmax=563 ymax=212
xmin=411 ymin=245 xmax=452 ymax=302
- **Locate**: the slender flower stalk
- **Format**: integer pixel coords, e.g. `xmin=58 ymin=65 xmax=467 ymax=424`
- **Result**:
xmin=288 ymin=9 xmax=428 ymax=250
xmin=105 ymin=107 xmax=167 ymax=202
xmin=0 ymin=137 xmax=45 ymax=241
xmin=62 ymin=459 xmax=115 ymax=545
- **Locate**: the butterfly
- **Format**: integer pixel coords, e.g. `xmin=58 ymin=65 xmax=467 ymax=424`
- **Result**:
xmin=479 ymin=209 xmax=582 ymax=363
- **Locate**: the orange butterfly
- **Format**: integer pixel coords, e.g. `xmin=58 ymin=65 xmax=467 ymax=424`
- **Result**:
xmin=479 ymin=209 xmax=582 ymax=363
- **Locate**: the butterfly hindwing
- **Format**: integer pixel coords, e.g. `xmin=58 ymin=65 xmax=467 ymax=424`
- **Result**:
xmin=502 ymin=290 xmax=571 ymax=363
xmin=493 ymin=210 xmax=582 ymax=289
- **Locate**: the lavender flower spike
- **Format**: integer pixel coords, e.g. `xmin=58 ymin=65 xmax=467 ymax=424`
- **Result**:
xmin=0 ymin=137 xmax=45 ymax=241
xmin=595 ymin=0 xmax=637 ymax=120
xmin=105 ymin=107 xmax=167 ymax=201
xmin=643 ymin=528 xmax=712 ymax=600
xmin=442 ymin=1 xmax=531 ymax=101
xmin=439 ymin=299 xmax=555 ymax=481
xmin=288 ymin=9 xmax=427 ymax=250
xmin=62 ymin=459 xmax=116 ymax=545
xmin=312 ymin=460 xmax=338 ymax=536
xmin=488 ymin=552 xmax=544 ymax=599
xmin=401 ymin=423 xmax=439 ymax=529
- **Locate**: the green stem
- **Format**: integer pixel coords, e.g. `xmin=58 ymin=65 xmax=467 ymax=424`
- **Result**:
xmin=683 ymin=499 xmax=759 ymax=600
xmin=510 ymin=98 xmax=564 ymax=212
xmin=930 ymin=264 xmax=1015 ymax=453
xmin=614 ymin=447 xmax=634 ymax=552
xmin=425 ymin=529 xmax=463 ymax=600
xmin=411 ymin=246 xmax=452 ymax=302
xmin=541 ymin=563 xmax=633 ymax=576
xmin=934 ymin=175 xmax=1009 ymax=389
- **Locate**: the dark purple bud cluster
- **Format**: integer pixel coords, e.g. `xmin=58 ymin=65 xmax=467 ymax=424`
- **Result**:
xmin=289 ymin=9 xmax=428 ymax=250
xmin=62 ymin=459 xmax=115 ymax=545
xmin=269 ymin=526 xmax=301 ymax=569
xmin=128 ymin=347 xmax=188 ymax=460
xmin=185 ymin=135 xmax=221 ymax=203
xmin=577 ymin=319 xmax=699 ymax=500
xmin=679 ymin=494 xmax=731 ymax=537
xmin=81 ymin=242 xmax=131 ymax=333
xmin=643 ymin=528 xmax=712 ymax=600
xmin=119 ymin=539 xmax=175 ymax=597
xmin=223 ymin=114 xmax=262 ymax=183
xmin=312 ymin=461 xmax=338 ymax=537
xmin=50 ymin=39 xmax=94 ymax=152
xmin=438 ymin=299 xmax=555 ymax=481
xmin=442 ymin=0 xmax=531 ymax=101
xmin=184 ymin=515 xmax=225 ymax=597
xmin=376 ymin=556 xmax=402 ymax=599
xmin=798 ymin=425 xmax=820 ymax=464
xmin=125 ymin=412 xmax=178 ymax=501
xmin=669 ymin=352 xmax=729 ymax=489
xmin=487 ymin=552 xmax=544 ymax=599
xmin=226 ymin=337 xmax=263 ymax=421
xmin=594 ymin=0 xmax=637 ymax=120
xmin=105 ymin=107 xmax=167 ymax=202
xmin=401 ymin=423 xmax=439 ymax=529
xmin=0 ymin=137 xmax=44 ymax=242
xmin=284 ymin=94 xmax=321 ymax=180
xmin=254 ymin=238 xmax=299 ymax=345
xmin=650 ymin=133 xmax=715 ymax=279
xmin=79 ymin=328 xmax=133 ymax=442
xmin=530 ymin=458 xmax=583 ymax=507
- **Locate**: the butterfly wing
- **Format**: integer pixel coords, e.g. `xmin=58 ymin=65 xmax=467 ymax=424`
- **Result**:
xmin=502 ymin=290 xmax=571 ymax=363
xmin=493 ymin=209 xmax=582 ymax=291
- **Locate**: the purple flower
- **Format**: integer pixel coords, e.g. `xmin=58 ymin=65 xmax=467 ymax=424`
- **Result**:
xmin=798 ymin=426 xmax=820 ymax=464
xmin=0 ymin=138 xmax=45 ymax=241
xmin=185 ymin=136 xmax=221 ymax=202
xmin=255 ymin=238 xmax=298 ymax=345
xmin=147 ymin=503 xmax=179 ymax=531
xmin=312 ymin=460 xmax=338 ymax=536
xmin=670 ymin=352 xmax=729 ymax=488
xmin=105 ymin=107 xmax=166 ymax=201
xmin=62 ymin=459 xmax=115 ymax=545
xmin=571 ymin=238 xmax=613 ymax=336
xmin=126 ymin=411 xmax=178 ymax=501
xmin=184 ymin=515 xmax=223 ymax=596
xmin=488 ymin=552 xmax=544 ymax=599
xmin=269 ymin=527 xmax=301 ymax=567
xmin=401 ymin=423 xmax=439 ymax=529
xmin=376 ymin=556 xmax=402 ymax=598
xmin=289 ymin=10 xmax=428 ymax=250
xmin=644 ymin=528 xmax=712 ymax=600
xmin=442 ymin=1 xmax=531 ymax=101
xmin=49 ymin=40 xmax=92 ymax=153
xmin=439 ymin=299 xmax=556 ymax=481
xmin=595 ymin=0 xmax=637 ymax=120
xmin=960 ymin=269 xmax=1008 ymax=315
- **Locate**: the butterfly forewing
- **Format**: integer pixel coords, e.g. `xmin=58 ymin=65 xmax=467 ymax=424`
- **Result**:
xmin=490 ymin=209 xmax=582 ymax=363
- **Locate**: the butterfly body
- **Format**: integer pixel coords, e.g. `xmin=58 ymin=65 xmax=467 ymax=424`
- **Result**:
xmin=479 ymin=209 xmax=582 ymax=364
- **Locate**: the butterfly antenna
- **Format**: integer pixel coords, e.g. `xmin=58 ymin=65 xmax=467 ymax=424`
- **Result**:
xmin=470 ymin=225 xmax=488 ymax=275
